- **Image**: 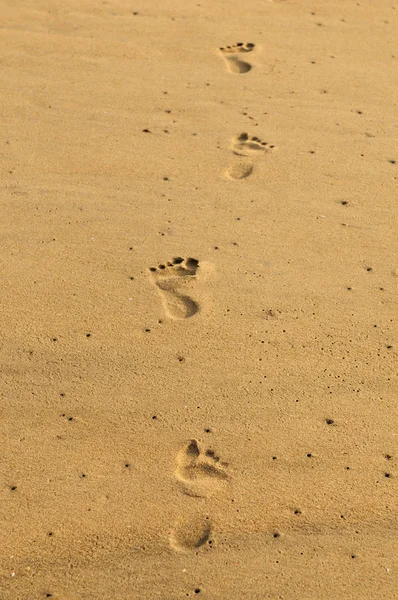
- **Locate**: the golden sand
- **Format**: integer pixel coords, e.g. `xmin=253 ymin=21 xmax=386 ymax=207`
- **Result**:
xmin=1 ymin=0 xmax=397 ymax=598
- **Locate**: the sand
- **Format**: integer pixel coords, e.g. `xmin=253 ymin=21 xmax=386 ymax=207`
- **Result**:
xmin=1 ymin=0 xmax=397 ymax=598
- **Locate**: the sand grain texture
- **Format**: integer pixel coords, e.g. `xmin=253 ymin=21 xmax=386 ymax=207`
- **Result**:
xmin=1 ymin=0 xmax=398 ymax=598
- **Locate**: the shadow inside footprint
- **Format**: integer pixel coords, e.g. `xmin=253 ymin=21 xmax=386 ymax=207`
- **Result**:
xmin=226 ymin=160 xmax=254 ymax=180
xmin=149 ymin=257 xmax=200 ymax=320
xmin=170 ymin=514 xmax=211 ymax=552
xmin=219 ymin=42 xmax=255 ymax=74
xmin=225 ymin=56 xmax=252 ymax=74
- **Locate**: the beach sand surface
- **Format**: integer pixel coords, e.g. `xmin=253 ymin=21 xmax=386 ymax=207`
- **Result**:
xmin=1 ymin=0 xmax=397 ymax=598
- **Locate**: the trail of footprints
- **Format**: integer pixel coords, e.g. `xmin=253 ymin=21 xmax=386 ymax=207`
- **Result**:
xmin=147 ymin=42 xmax=272 ymax=317
xmin=146 ymin=42 xmax=271 ymax=554
xmin=218 ymin=43 xmax=275 ymax=179
xmin=171 ymin=440 xmax=229 ymax=552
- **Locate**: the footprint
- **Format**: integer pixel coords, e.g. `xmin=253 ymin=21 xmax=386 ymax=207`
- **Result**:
xmin=170 ymin=513 xmax=212 ymax=552
xmin=225 ymin=132 xmax=273 ymax=180
xmin=148 ymin=257 xmax=200 ymax=320
xmin=174 ymin=439 xmax=229 ymax=498
xmin=171 ymin=441 xmax=228 ymax=553
xmin=219 ymin=42 xmax=255 ymax=74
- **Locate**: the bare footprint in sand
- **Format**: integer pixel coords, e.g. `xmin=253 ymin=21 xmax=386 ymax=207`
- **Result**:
xmin=225 ymin=132 xmax=274 ymax=180
xmin=170 ymin=441 xmax=228 ymax=552
xmin=219 ymin=42 xmax=255 ymax=74
xmin=174 ymin=439 xmax=229 ymax=498
xmin=149 ymin=257 xmax=200 ymax=320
